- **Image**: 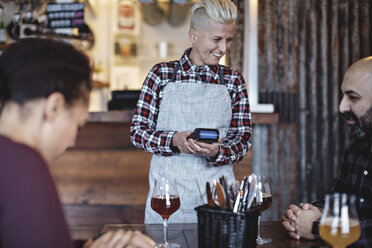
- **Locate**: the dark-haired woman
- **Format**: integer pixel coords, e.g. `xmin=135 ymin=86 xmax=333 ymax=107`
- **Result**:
xmin=0 ymin=38 xmax=154 ymax=248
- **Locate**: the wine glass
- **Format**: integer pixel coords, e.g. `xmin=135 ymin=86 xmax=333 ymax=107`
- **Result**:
xmin=255 ymin=175 xmax=272 ymax=245
xmin=319 ymin=193 xmax=361 ymax=248
xmin=151 ymin=178 xmax=181 ymax=248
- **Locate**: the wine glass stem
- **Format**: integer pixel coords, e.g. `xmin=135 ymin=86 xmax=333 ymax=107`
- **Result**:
xmin=163 ymin=218 xmax=169 ymax=245
xmin=257 ymin=215 xmax=262 ymax=238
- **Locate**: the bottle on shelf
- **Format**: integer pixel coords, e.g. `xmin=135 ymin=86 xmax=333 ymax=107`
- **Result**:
xmin=118 ymin=0 xmax=135 ymax=31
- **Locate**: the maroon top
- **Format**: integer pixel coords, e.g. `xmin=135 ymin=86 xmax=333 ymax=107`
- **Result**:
xmin=0 ymin=135 xmax=73 ymax=248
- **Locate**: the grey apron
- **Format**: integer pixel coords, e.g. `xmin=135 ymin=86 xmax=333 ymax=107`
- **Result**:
xmin=145 ymin=63 xmax=235 ymax=223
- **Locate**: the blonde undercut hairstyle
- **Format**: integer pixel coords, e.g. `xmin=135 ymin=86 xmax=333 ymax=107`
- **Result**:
xmin=190 ymin=0 xmax=237 ymax=31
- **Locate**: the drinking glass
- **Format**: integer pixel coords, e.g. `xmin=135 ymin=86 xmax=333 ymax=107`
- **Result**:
xmin=151 ymin=178 xmax=180 ymax=248
xmin=319 ymin=193 xmax=361 ymax=248
xmin=255 ymin=175 xmax=272 ymax=245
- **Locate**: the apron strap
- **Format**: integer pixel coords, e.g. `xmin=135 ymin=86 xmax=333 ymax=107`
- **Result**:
xmin=218 ymin=65 xmax=225 ymax=85
xmin=171 ymin=62 xmax=225 ymax=85
xmin=171 ymin=62 xmax=180 ymax=82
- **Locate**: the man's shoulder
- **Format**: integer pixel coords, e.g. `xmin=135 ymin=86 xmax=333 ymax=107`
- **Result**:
xmin=343 ymin=137 xmax=371 ymax=163
xmin=347 ymin=137 xmax=370 ymax=153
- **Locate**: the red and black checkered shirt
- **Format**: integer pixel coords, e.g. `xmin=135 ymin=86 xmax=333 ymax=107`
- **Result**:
xmin=313 ymin=137 xmax=372 ymax=247
xmin=130 ymin=48 xmax=252 ymax=166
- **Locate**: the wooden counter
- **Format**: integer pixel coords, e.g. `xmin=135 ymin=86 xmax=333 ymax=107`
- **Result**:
xmin=49 ymin=111 xmax=278 ymax=239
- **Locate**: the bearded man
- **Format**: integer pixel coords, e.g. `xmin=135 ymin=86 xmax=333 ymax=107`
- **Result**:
xmin=282 ymin=57 xmax=372 ymax=247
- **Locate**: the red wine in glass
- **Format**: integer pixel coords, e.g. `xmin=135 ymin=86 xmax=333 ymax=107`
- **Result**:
xmin=151 ymin=178 xmax=180 ymax=248
xmin=257 ymin=193 xmax=272 ymax=215
xmin=256 ymin=175 xmax=272 ymax=245
xmin=151 ymin=195 xmax=180 ymax=220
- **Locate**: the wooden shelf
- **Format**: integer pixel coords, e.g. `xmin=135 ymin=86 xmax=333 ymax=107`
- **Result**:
xmin=252 ymin=113 xmax=279 ymax=124
xmin=92 ymin=80 xmax=110 ymax=88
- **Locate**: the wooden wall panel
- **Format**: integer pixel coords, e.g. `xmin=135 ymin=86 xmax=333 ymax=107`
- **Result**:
xmin=73 ymin=123 xmax=133 ymax=149
xmin=51 ymin=150 xmax=151 ymax=205
xmin=52 ymin=147 xmax=252 ymax=206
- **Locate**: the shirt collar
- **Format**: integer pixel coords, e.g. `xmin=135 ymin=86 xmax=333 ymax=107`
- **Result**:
xmin=179 ymin=48 xmax=219 ymax=77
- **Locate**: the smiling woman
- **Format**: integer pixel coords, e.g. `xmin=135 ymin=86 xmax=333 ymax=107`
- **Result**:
xmin=188 ymin=0 xmax=236 ymax=66
xmin=188 ymin=19 xmax=234 ymax=66
xmin=130 ymin=0 xmax=253 ymax=225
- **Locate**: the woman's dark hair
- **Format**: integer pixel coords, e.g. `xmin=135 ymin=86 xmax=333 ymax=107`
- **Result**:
xmin=0 ymin=38 xmax=92 ymax=108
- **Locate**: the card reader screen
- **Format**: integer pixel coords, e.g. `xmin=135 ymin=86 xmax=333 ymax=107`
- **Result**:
xmin=199 ymin=130 xmax=218 ymax=139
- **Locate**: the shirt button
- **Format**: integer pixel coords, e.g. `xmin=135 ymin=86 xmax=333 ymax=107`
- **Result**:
xmin=360 ymin=198 xmax=365 ymax=203
xmin=364 ymin=170 xmax=368 ymax=176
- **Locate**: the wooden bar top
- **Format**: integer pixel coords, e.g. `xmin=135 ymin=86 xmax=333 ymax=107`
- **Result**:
xmin=88 ymin=111 xmax=279 ymax=124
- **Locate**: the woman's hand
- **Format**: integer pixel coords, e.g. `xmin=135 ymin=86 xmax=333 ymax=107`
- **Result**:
xmin=188 ymin=139 xmax=220 ymax=158
xmin=172 ymin=131 xmax=193 ymax=154
xmin=172 ymin=131 xmax=220 ymax=157
xmin=83 ymin=230 xmax=155 ymax=248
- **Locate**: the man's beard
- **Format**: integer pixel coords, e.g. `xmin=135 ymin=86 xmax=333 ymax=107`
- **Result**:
xmin=341 ymin=107 xmax=372 ymax=140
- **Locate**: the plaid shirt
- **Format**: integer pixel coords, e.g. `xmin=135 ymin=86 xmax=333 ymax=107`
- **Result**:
xmin=130 ymin=48 xmax=251 ymax=166
xmin=313 ymin=137 xmax=372 ymax=247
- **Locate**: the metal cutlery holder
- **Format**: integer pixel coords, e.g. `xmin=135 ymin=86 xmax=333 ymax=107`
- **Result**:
xmin=195 ymin=205 xmax=259 ymax=248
